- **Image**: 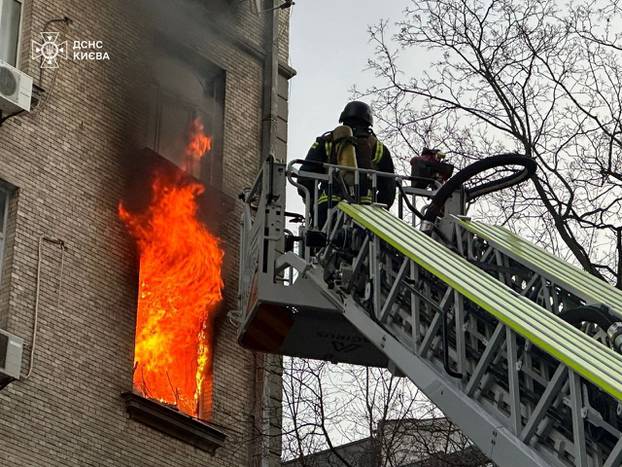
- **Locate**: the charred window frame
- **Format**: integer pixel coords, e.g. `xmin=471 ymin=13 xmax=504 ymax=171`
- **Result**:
xmin=145 ymin=44 xmax=225 ymax=189
xmin=0 ymin=0 xmax=23 ymax=67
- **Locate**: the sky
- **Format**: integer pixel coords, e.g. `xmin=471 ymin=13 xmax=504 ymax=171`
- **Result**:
xmin=285 ymin=0 xmax=411 ymax=214
xmin=287 ymin=0 xmax=408 ymax=161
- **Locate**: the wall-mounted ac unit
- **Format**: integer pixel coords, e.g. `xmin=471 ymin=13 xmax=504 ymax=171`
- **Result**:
xmin=0 ymin=329 xmax=23 ymax=389
xmin=0 ymin=59 xmax=33 ymax=115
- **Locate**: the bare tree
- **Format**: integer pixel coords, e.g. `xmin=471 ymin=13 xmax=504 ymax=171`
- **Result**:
xmin=281 ymin=359 xmax=485 ymax=466
xmin=362 ymin=0 xmax=622 ymax=286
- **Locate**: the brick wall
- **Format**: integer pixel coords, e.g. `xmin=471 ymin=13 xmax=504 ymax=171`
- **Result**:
xmin=0 ymin=0 xmax=292 ymax=465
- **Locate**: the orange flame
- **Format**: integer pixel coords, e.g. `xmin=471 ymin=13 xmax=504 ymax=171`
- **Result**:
xmin=185 ymin=118 xmax=213 ymax=168
xmin=119 ymin=119 xmax=222 ymax=419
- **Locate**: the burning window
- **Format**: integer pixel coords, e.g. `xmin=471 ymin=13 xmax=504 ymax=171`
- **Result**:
xmin=119 ymin=47 xmax=227 ymax=424
xmin=119 ymin=119 xmax=224 ymax=420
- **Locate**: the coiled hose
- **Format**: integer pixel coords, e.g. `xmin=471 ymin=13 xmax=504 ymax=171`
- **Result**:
xmin=423 ymin=153 xmax=538 ymax=223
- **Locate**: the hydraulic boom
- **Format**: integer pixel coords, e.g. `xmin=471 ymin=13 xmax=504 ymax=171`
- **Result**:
xmin=236 ymin=156 xmax=622 ymax=467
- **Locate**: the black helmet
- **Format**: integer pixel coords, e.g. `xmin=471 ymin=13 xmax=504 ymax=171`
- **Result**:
xmin=339 ymin=101 xmax=373 ymax=127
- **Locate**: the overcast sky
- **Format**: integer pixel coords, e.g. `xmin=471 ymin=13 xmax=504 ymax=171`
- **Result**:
xmin=286 ymin=0 xmax=410 ymax=213
xmin=288 ymin=0 xmax=408 ymax=159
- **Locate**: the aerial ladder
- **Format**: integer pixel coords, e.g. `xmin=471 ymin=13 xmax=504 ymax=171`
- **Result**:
xmin=236 ymin=154 xmax=622 ymax=467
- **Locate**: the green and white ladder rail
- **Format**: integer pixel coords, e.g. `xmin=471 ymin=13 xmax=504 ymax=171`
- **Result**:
xmin=305 ymin=203 xmax=622 ymax=467
xmin=452 ymin=217 xmax=622 ymax=322
xmin=453 ymin=217 xmax=622 ymax=351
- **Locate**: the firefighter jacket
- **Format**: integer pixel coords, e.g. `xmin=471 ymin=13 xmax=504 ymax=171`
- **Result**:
xmin=298 ymin=129 xmax=396 ymax=208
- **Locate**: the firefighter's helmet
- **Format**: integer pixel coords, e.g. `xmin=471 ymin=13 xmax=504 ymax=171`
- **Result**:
xmin=339 ymin=101 xmax=373 ymax=127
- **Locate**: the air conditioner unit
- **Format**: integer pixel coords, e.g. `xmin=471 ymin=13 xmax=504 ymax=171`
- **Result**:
xmin=0 ymin=329 xmax=23 ymax=389
xmin=0 ymin=59 xmax=33 ymax=115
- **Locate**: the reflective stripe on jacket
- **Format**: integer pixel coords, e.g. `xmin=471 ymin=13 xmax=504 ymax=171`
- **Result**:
xmin=318 ymin=140 xmax=385 ymax=205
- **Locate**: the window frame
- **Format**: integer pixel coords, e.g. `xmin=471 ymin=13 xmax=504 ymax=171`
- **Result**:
xmin=0 ymin=0 xmax=24 ymax=68
xmin=146 ymin=47 xmax=226 ymax=189
xmin=0 ymin=182 xmax=15 ymax=329
xmin=0 ymin=184 xmax=10 ymax=280
xmin=151 ymin=86 xmax=218 ymax=178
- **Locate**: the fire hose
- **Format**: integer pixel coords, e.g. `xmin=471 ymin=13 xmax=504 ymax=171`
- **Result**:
xmin=557 ymin=305 xmax=622 ymax=353
xmin=423 ymin=153 xmax=538 ymax=223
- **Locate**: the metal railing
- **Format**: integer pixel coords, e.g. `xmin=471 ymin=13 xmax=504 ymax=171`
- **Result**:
xmin=286 ymin=158 xmax=444 ymax=250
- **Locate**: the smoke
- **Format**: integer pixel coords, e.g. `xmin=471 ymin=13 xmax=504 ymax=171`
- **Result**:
xmin=136 ymin=0 xmax=232 ymax=40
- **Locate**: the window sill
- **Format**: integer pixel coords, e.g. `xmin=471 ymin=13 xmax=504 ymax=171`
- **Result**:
xmin=122 ymin=392 xmax=227 ymax=454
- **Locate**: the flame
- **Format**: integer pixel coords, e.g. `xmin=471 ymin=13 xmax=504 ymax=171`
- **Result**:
xmin=185 ymin=118 xmax=213 ymax=170
xmin=119 ymin=118 xmax=223 ymax=419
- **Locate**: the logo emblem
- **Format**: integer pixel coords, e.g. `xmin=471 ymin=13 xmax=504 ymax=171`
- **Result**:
xmin=32 ymin=32 xmax=68 ymax=69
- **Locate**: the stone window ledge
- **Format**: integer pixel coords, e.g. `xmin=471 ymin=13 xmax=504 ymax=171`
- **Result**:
xmin=122 ymin=392 xmax=227 ymax=454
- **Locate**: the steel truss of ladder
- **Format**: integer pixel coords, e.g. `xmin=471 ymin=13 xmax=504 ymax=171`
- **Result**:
xmin=451 ymin=217 xmax=622 ymax=326
xmin=238 ymin=159 xmax=622 ymax=467
xmin=292 ymin=203 xmax=622 ymax=467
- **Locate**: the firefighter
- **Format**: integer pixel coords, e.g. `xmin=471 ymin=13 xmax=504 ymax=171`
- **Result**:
xmin=420 ymin=147 xmax=446 ymax=163
xmin=298 ymin=101 xmax=396 ymax=228
xmin=410 ymin=147 xmax=454 ymax=189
